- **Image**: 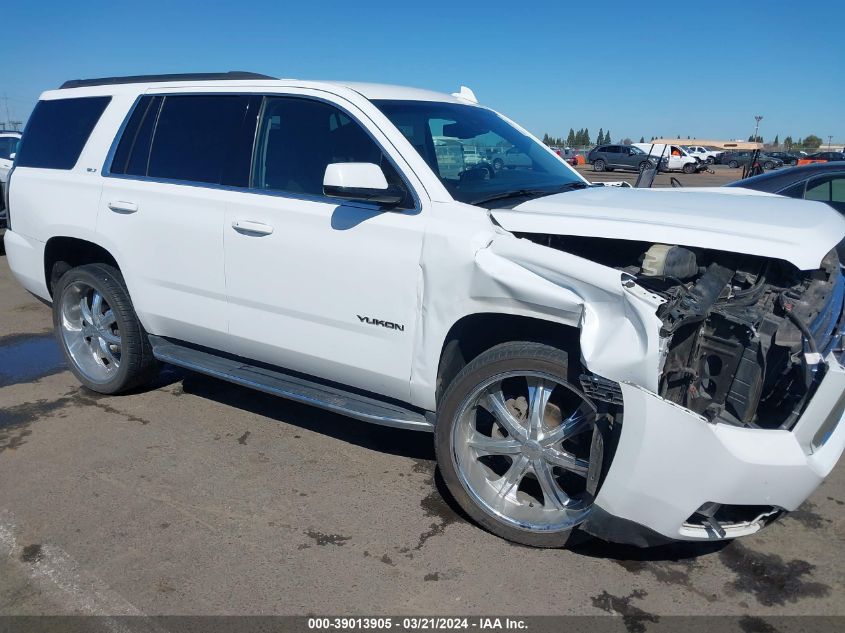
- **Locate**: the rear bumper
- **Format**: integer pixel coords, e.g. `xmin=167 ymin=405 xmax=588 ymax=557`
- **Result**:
xmin=588 ymin=355 xmax=845 ymax=545
xmin=4 ymin=230 xmax=50 ymax=301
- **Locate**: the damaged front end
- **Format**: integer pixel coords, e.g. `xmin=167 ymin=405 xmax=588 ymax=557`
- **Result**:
xmin=505 ymin=231 xmax=845 ymax=544
xmin=522 ymin=234 xmax=845 ymax=432
xmin=647 ymin=245 xmax=843 ymax=430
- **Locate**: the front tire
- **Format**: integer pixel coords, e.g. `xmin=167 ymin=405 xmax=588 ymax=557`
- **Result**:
xmin=435 ymin=342 xmax=597 ymax=548
xmin=682 ymin=162 xmax=695 ymax=174
xmin=593 ymin=159 xmax=606 ymax=172
xmin=53 ymin=263 xmax=158 ymax=394
xmin=728 ymin=160 xmax=739 ymax=168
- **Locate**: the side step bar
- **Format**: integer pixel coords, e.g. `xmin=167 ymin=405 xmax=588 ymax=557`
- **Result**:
xmin=149 ymin=336 xmax=433 ymax=432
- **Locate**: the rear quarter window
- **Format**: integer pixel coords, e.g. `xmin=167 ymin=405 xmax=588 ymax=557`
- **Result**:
xmin=16 ymin=96 xmax=111 ymax=169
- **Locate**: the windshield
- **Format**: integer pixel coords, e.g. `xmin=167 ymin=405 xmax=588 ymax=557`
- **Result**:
xmin=373 ymin=100 xmax=583 ymax=205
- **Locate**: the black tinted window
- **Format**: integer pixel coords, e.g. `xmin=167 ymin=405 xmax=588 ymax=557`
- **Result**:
xmin=252 ymin=97 xmax=410 ymax=205
xmin=603 ymin=146 xmax=621 ymax=154
xmin=110 ymin=96 xmax=162 ymax=176
xmin=16 ymin=97 xmax=110 ymax=169
xmin=147 ymin=95 xmax=254 ymax=184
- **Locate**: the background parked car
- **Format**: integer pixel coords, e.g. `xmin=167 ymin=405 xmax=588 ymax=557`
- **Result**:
xmin=726 ymin=162 xmax=845 ymax=258
xmin=588 ymin=144 xmax=661 ymax=173
xmin=800 ymin=151 xmax=845 ymax=164
xmin=490 ymin=146 xmax=532 ymax=171
xmin=551 ymin=146 xmax=580 ymax=166
xmin=685 ymin=145 xmax=722 ymax=164
xmin=0 ymin=131 xmax=20 ymax=184
xmin=0 ymin=131 xmax=22 ymax=226
xmin=767 ymin=151 xmax=801 ymax=166
xmin=720 ymin=151 xmax=783 ymax=170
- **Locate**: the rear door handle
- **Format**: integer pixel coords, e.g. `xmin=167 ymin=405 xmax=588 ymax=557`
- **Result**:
xmin=107 ymin=200 xmax=138 ymax=214
xmin=231 ymin=220 xmax=274 ymax=236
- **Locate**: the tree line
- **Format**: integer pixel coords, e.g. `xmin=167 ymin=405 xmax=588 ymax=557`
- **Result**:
xmin=748 ymin=134 xmax=823 ymax=150
xmin=543 ymin=128 xmax=614 ymax=147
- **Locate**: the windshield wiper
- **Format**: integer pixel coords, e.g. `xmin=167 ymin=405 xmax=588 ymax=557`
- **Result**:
xmin=471 ymin=182 xmax=589 ymax=206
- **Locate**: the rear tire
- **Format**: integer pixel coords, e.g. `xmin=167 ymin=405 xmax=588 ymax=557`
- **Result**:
xmin=435 ymin=342 xmax=597 ymax=548
xmin=728 ymin=160 xmax=739 ymax=169
xmin=764 ymin=161 xmax=774 ymax=170
xmin=53 ymin=263 xmax=158 ymax=394
xmin=706 ymin=157 xmax=715 ymax=165
xmin=593 ymin=159 xmax=606 ymax=172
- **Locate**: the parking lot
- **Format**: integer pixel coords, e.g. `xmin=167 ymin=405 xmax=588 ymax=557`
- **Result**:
xmin=1 ymin=237 xmax=844 ymax=621
xmin=576 ymin=163 xmax=744 ymax=187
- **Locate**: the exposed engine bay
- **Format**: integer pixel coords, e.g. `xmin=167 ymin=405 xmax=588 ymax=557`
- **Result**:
xmin=519 ymin=234 xmax=845 ymax=430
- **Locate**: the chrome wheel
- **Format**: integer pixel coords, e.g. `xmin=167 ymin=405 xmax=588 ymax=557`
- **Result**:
xmin=59 ymin=281 xmax=122 ymax=382
xmin=451 ymin=371 xmax=596 ymax=533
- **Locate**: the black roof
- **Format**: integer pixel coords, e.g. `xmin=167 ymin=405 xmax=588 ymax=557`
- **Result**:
xmin=60 ymin=71 xmax=276 ymax=89
xmin=726 ymin=161 xmax=845 ymax=193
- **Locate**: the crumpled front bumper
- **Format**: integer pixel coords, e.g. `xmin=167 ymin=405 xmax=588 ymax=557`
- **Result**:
xmin=583 ymin=353 xmax=845 ymax=546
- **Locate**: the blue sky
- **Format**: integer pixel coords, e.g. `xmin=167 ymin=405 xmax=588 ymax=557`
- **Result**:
xmin=5 ymin=1 xmax=844 ymax=143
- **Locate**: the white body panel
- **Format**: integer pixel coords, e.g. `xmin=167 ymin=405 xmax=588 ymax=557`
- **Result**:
xmin=221 ymin=190 xmax=425 ymax=401
xmin=493 ymin=186 xmax=844 ymax=270
xmin=6 ymin=76 xmax=845 ymax=545
xmin=596 ymin=361 xmax=845 ymax=540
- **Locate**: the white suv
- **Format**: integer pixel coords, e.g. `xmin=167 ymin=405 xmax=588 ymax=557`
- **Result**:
xmin=7 ymin=72 xmax=845 ymax=548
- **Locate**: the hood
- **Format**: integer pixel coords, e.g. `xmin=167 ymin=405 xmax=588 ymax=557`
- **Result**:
xmin=492 ymin=187 xmax=845 ymax=270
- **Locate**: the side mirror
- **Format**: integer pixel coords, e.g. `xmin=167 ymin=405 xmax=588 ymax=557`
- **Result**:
xmin=8 ymin=153 xmax=15 ymax=160
xmin=323 ymin=162 xmax=404 ymax=206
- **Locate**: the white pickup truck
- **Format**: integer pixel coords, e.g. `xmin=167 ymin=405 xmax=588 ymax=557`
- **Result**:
xmin=633 ymin=142 xmax=701 ymax=173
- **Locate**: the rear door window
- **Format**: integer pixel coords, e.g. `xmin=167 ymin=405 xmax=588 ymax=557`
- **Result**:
xmin=147 ymin=95 xmax=258 ymax=185
xmin=15 ymin=96 xmax=111 ymax=169
xmin=110 ymin=96 xmax=163 ymax=177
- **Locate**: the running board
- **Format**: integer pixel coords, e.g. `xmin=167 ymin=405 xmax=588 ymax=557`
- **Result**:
xmin=148 ymin=336 xmax=433 ymax=432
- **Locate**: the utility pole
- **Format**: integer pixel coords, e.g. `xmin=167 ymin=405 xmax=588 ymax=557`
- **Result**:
xmin=2 ymin=93 xmax=9 ymax=129
xmin=752 ymin=115 xmax=763 ymax=143
xmin=829 ymin=135 xmax=834 ymax=150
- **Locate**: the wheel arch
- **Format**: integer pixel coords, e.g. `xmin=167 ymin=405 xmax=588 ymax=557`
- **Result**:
xmin=44 ymin=236 xmax=121 ymax=298
xmin=435 ymin=312 xmax=582 ymax=406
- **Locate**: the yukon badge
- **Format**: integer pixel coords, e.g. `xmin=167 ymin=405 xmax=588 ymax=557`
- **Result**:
xmin=357 ymin=315 xmax=405 ymax=332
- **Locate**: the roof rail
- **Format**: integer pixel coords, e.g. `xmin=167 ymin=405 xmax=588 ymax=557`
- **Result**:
xmin=59 ymin=71 xmax=276 ymax=89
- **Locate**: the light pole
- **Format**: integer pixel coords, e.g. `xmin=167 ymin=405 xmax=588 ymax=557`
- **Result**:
xmin=753 ymin=115 xmax=763 ymax=143
xmin=829 ymin=135 xmax=834 ymax=150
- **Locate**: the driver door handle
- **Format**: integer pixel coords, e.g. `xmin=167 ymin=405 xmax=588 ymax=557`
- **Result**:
xmin=107 ymin=200 xmax=139 ymax=214
xmin=232 ymin=220 xmax=274 ymax=236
